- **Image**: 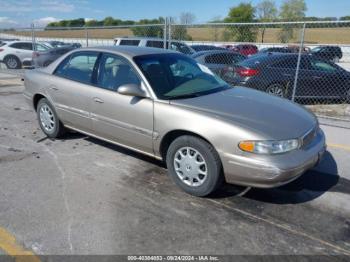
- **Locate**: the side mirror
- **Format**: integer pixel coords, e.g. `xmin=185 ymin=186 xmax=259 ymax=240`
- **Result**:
xmin=117 ymin=84 xmax=148 ymax=98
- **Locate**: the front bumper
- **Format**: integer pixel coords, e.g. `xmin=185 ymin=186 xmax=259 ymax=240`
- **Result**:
xmin=221 ymin=128 xmax=326 ymax=188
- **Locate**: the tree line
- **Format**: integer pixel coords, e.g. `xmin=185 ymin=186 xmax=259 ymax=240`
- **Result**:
xmin=46 ymin=0 xmax=350 ymax=43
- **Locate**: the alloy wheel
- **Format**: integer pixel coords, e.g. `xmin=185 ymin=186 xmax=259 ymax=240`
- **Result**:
xmin=267 ymin=84 xmax=285 ymax=98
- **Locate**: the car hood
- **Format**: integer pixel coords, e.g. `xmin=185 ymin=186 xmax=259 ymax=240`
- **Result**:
xmin=170 ymin=87 xmax=317 ymax=140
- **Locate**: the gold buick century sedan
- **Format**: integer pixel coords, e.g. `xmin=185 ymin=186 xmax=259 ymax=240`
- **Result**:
xmin=24 ymin=46 xmax=326 ymax=196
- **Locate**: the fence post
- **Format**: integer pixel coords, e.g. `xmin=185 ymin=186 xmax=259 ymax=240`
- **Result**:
xmin=85 ymin=27 xmax=89 ymax=47
xmin=163 ymin=18 xmax=167 ymax=49
xmin=168 ymin=17 xmax=172 ymax=50
xmin=31 ymin=23 xmax=36 ymax=51
xmin=292 ymin=22 xmax=306 ymax=102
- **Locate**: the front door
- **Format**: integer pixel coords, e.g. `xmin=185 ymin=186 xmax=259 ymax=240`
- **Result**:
xmin=90 ymin=53 xmax=154 ymax=155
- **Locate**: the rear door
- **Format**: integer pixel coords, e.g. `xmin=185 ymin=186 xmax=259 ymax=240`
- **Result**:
xmin=90 ymin=52 xmax=154 ymax=154
xmin=9 ymin=42 xmax=33 ymax=61
xmin=49 ymin=51 xmax=99 ymax=132
xmin=307 ymin=57 xmax=349 ymax=99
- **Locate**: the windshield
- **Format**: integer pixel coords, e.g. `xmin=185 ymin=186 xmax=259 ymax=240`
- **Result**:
xmin=134 ymin=53 xmax=230 ymax=100
xmin=311 ymin=47 xmax=322 ymax=53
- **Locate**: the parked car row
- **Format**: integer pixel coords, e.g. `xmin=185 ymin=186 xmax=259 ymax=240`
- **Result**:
xmin=187 ymin=42 xmax=342 ymax=63
xmin=1 ymin=37 xmax=347 ymax=101
xmin=0 ymin=40 xmax=81 ymax=69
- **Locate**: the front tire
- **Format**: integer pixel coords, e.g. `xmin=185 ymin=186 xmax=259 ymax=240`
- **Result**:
xmin=37 ymin=98 xmax=66 ymax=138
xmin=166 ymin=135 xmax=223 ymax=197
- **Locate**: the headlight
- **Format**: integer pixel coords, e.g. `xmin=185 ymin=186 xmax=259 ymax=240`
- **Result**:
xmin=238 ymin=139 xmax=300 ymax=154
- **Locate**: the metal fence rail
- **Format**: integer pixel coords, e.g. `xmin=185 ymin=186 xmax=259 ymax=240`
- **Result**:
xmin=1 ymin=20 xmax=349 ymax=120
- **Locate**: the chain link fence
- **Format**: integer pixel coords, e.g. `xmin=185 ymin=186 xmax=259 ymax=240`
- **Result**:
xmin=1 ymin=20 xmax=349 ymax=120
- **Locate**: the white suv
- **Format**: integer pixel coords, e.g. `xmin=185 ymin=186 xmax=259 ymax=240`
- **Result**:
xmin=0 ymin=41 xmax=50 ymax=69
xmin=113 ymin=37 xmax=195 ymax=56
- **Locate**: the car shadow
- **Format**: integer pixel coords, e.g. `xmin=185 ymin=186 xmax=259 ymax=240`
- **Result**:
xmin=83 ymin=136 xmax=166 ymax=167
xmin=213 ymin=151 xmax=347 ymax=204
xmin=62 ymin=131 xmax=346 ymax=205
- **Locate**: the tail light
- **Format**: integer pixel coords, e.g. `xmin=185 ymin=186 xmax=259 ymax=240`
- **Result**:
xmin=32 ymin=52 xmax=40 ymax=58
xmin=0 ymin=49 xmax=4 ymax=52
xmin=234 ymin=67 xmax=259 ymax=77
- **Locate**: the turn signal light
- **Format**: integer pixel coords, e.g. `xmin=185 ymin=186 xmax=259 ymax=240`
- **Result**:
xmin=238 ymin=141 xmax=255 ymax=152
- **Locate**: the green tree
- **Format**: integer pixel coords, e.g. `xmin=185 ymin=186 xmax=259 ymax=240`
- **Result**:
xmin=340 ymin=16 xmax=350 ymax=21
xmin=279 ymin=0 xmax=307 ymax=43
xmin=68 ymin=18 xmax=85 ymax=27
xmin=103 ymin=16 xmax=117 ymax=26
xmin=256 ymin=0 xmax=277 ymax=42
xmin=130 ymin=17 xmax=165 ymax=37
xmin=85 ymin=19 xmax=99 ymax=27
xmin=224 ymin=3 xmax=257 ymax=42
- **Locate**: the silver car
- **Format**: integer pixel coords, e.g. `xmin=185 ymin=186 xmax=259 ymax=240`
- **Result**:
xmin=32 ymin=45 xmax=76 ymax=68
xmin=23 ymin=46 xmax=326 ymax=197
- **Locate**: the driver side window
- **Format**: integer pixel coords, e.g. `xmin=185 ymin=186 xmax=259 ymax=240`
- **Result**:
xmin=97 ymin=53 xmax=141 ymax=91
xmin=311 ymin=59 xmax=337 ymax=73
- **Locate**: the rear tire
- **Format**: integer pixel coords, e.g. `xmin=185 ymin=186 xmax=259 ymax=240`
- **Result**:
xmin=166 ymin=135 xmax=223 ymax=197
xmin=333 ymin=56 xmax=340 ymax=63
xmin=4 ymin=55 xmax=21 ymax=69
xmin=37 ymin=98 xmax=66 ymax=138
xmin=266 ymin=83 xmax=286 ymax=98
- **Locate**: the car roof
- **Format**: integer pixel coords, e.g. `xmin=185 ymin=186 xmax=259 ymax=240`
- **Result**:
xmin=192 ymin=49 xmax=239 ymax=57
xmin=79 ymin=45 xmax=178 ymax=58
xmin=239 ymin=53 xmax=299 ymax=66
xmin=5 ymin=41 xmax=31 ymax=44
xmin=115 ymin=37 xmax=165 ymax=41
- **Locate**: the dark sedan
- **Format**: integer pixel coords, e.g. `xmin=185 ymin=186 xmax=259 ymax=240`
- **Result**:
xmin=258 ymin=47 xmax=294 ymax=54
xmin=190 ymin=45 xmax=226 ymax=52
xmin=231 ymin=53 xmax=350 ymax=101
xmin=32 ymin=45 xmax=76 ymax=67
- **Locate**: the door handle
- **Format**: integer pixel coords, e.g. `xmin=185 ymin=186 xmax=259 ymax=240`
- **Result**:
xmin=93 ymin=97 xmax=104 ymax=104
xmin=50 ymin=86 xmax=59 ymax=91
xmin=312 ymin=76 xmax=322 ymax=80
xmin=282 ymin=73 xmax=292 ymax=77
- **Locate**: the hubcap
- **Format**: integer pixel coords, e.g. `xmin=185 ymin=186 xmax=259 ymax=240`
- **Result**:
xmin=39 ymin=104 xmax=55 ymax=133
xmin=267 ymin=85 xmax=284 ymax=97
xmin=7 ymin=58 xmax=17 ymax=69
xmin=174 ymin=147 xmax=208 ymax=187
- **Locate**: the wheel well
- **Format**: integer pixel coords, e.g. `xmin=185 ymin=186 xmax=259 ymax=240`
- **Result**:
xmin=4 ymin=54 xmax=19 ymax=61
xmin=159 ymin=130 xmax=212 ymax=160
xmin=33 ymin=94 xmax=46 ymax=110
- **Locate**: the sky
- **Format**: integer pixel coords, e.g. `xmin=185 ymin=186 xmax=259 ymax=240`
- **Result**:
xmin=0 ymin=0 xmax=349 ymax=28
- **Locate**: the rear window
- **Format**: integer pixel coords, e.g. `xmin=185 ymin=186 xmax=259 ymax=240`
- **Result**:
xmin=54 ymin=51 xmax=98 ymax=84
xmin=146 ymin=41 xmax=164 ymax=48
xmin=238 ymin=54 xmax=275 ymax=68
xmin=205 ymin=53 xmax=245 ymax=65
xmin=9 ymin=42 xmax=33 ymax=50
xmin=119 ymin=40 xmax=140 ymax=46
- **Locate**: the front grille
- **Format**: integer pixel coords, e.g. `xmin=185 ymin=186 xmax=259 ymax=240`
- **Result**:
xmin=302 ymin=126 xmax=317 ymax=147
